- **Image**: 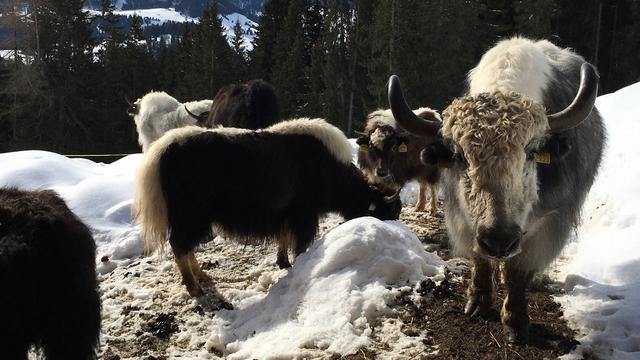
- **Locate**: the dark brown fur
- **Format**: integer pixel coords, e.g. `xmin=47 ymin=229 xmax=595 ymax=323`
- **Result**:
xmin=357 ymin=110 xmax=440 ymax=214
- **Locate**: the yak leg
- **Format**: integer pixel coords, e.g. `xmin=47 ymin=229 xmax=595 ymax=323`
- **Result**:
xmin=188 ymin=251 xmax=212 ymax=283
xmin=501 ymin=263 xmax=534 ymax=344
xmin=174 ymin=250 xmax=203 ymax=297
xmin=428 ymin=183 xmax=438 ymax=216
xmin=290 ymin=213 xmax=318 ymax=258
xmin=414 ymin=182 xmax=427 ymax=212
xmin=464 ymin=255 xmax=494 ymax=317
xmin=276 ymin=229 xmax=292 ymax=269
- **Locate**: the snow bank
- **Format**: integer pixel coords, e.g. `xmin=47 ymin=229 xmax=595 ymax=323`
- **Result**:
xmin=555 ymin=82 xmax=640 ymax=359
xmin=207 ymin=217 xmax=445 ymax=358
xmin=85 ymin=8 xmax=198 ymax=26
xmin=0 ymin=150 xmax=143 ymax=270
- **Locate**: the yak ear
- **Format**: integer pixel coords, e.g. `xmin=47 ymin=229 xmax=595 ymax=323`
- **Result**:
xmin=541 ymin=136 xmax=572 ymax=163
xmin=356 ymin=136 xmax=369 ymax=146
xmin=421 ymin=142 xmax=454 ymax=168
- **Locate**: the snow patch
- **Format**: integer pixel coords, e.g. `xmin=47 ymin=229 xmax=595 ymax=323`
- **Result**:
xmin=554 ymin=82 xmax=640 ymax=360
xmin=206 ymin=217 xmax=445 ymax=358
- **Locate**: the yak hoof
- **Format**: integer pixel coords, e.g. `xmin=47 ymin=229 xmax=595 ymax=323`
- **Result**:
xmin=197 ymin=271 xmax=213 ymax=284
xmin=464 ymin=294 xmax=492 ymax=317
xmin=276 ymin=257 xmax=292 ymax=269
xmin=503 ymin=323 xmax=529 ymax=344
xmin=186 ymin=284 xmax=205 ymax=298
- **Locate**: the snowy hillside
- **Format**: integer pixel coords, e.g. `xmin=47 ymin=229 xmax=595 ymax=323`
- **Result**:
xmin=84 ymin=7 xmax=257 ymax=49
xmin=84 ymin=0 xmax=264 ymax=21
xmin=1 ymin=82 xmax=639 ymax=357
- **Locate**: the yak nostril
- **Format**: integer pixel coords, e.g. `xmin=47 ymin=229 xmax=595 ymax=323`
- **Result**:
xmin=505 ymin=237 xmax=521 ymax=255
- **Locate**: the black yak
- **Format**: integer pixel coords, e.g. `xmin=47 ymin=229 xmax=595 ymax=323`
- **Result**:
xmin=356 ymin=108 xmax=441 ymax=215
xmin=134 ymin=118 xmax=402 ymax=297
xmin=185 ymin=79 xmax=280 ymax=129
xmin=388 ymin=37 xmax=604 ymax=343
xmin=0 ymin=188 xmax=100 ymax=359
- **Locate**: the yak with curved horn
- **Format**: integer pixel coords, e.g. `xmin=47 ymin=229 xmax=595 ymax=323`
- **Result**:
xmin=389 ymin=37 xmax=604 ymax=344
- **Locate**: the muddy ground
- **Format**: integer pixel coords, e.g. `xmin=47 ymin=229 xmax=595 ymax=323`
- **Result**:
xmin=98 ymin=205 xmax=578 ymax=359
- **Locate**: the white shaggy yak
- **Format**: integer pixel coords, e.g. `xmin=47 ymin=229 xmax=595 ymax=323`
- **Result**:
xmin=389 ymin=37 xmax=604 ymax=344
xmin=129 ymin=91 xmax=212 ymax=152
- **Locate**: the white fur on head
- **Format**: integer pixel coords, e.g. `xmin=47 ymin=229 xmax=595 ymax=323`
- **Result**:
xmin=468 ymin=37 xmax=561 ymax=102
xmin=365 ymin=107 xmax=441 ymax=133
xmin=133 ymin=91 xmax=212 ymax=152
xmin=266 ymin=118 xmax=352 ymax=164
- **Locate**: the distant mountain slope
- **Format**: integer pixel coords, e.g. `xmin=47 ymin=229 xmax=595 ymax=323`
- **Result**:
xmin=84 ymin=0 xmax=264 ymax=21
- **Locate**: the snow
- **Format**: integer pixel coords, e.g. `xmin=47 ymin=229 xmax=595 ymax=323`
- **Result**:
xmin=554 ymin=82 xmax=640 ymax=359
xmin=0 ymin=151 xmax=144 ymax=270
xmin=83 ymin=8 xmax=257 ymax=50
xmin=219 ymin=13 xmax=257 ymax=51
xmin=206 ymin=218 xmax=445 ymax=358
xmin=85 ymin=8 xmax=198 ymax=26
xmin=0 ymin=147 xmax=444 ymax=358
xmin=0 ymin=49 xmax=33 ymax=64
xmin=2 ymin=81 xmax=640 ymax=358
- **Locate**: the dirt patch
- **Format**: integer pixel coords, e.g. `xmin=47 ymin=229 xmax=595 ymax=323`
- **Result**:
xmin=97 ymin=205 xmax=578 ymax=359
xmin=384 ymin=203 xmax=579 ymax=359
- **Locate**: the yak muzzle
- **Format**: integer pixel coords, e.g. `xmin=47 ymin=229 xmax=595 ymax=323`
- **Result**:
xmin=475 ymin=224 xmax=522 ymax=259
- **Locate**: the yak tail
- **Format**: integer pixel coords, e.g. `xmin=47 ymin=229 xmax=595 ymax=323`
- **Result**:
xmin=134 ymin=125 xmax=206 ymax=254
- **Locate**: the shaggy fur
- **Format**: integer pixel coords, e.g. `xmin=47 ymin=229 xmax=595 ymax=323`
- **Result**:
xmin=391 ymin=36 xmax=605 ymax=343
xmin=0 ymin=188 xmax=100 ymax=359
xmin=204 ymin=79 xmax=280 ymax=129
xmin=135 ymin=118 xmax=401 ymax=296
xmin=440 ymin=37 xmax=605 ymax=343
xmin=130 ymin=91 xmax=212 ymax=152
xmin=357 ymin=108 xmax=441 ymax=214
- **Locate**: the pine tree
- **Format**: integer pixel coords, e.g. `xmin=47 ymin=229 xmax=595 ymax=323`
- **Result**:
xmin=317 ymin=0 xmax=352 ymax=129
xmin=271 ymin=0 xmax=310 ymax=117
xmin=231 ymin=19 xmax=246 ymax=60
xmin=250 ymin=0 xmax=290 ymax=81
xmin=231 ymin=19 xmax=249 ymax=80
xmin=24 ymin=0 xmax=97 ymax=152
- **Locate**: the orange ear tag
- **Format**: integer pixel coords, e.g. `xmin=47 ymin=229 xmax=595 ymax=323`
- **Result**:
xmin=359 ymin=144 xmax=369 ymax=152
xmin=398 ymin=143 xmax=408 ymax=153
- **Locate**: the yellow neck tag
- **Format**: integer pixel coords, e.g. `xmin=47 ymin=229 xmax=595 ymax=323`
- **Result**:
xmin=398 ymin=143 xmax=408 ymax=153
xmin=359 ymin=144 xmax=369 ymax=152
xmin=368 ymin=203 xmax=377 ymax=212
xmin=535 ymin=152 xmax=551 ymax=164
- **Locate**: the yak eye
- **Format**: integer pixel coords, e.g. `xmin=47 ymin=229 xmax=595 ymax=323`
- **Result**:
xmin=453 ymin=151 xmax=468 ymax=166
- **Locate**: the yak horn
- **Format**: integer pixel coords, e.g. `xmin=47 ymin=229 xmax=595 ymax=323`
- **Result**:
xmin=548 ymin=63 xmax=599 ymax=132
xmin=388 ymin=75 xmax=441 ymax=138
xmin=184 ymin=105 xmax=209 ymax=124
xmin=383 ymin=188 xmax=401 ymax=203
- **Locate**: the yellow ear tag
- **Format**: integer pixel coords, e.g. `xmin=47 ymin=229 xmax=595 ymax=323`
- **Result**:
xmin=535 ymin=152 xmax=551 ymax=164
xmin=398 ymin=143 xmax=408 ymax=153
xmin=359 ymin=144 xmax=369 ymax=152
xmin=368 ymin=203 xmax=377 ymax=212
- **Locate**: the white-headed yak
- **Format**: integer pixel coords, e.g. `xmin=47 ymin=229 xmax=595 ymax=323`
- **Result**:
xmin=388 ymin=37 xmax=604 ymax=343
